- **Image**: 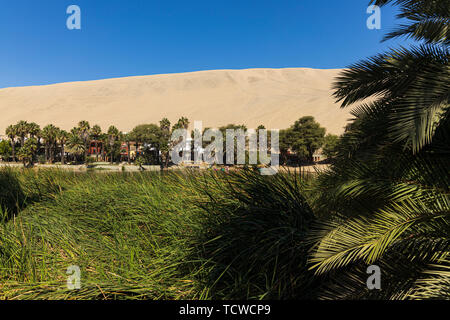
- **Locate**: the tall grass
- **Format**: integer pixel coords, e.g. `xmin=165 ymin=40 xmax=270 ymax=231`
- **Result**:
xmin=0 ymin=167 xmax=317 ymax=300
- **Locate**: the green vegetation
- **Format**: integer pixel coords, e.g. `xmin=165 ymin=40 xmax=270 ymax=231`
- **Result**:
xmin=279 ymin=116 xmax=326 ymax=164
xmin=308 ymin=0 xmax=450 ymax=299
xmin=0 ymin=0 xmax=448 ymax=300
xmin=321 ymin=134 xmax=339 ymax=160
xmin=0 ymin=140 xmax=12 ymax=160
xmin=0 ymin=168 xmax=317 ymax=299
xmin=2 ymin=116 xmax=195 ymax=168
xmin=3 ymin=115 xmax=334 ymax=169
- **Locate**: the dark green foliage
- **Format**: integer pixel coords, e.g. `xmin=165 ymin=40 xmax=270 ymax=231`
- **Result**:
xmin=191 ymin=169 xmax=318 ymax=299
xmin=0 ymin=140 xmax=12 ymax=160
xmin=309 ymin=0 xmax=450 ymax=299
xmin=0 ymin=169 xmax=25 ymax=221
xmin=279 ymin=116 xmax=326 ymax=163
xmin=322 ymin=134 xmax=340 ymax=160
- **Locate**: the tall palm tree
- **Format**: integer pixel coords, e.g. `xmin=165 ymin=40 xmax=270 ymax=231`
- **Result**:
xmin=159 ymin=118 xmax=171 ymax=169
xmin=107 ymin=126 xmax=120 ymax=164
xmin=15 ymin=120 xmax=29 ymax=147
xmin=99 ymin=133 xmax=108 ymax=161
xmin=27 ymin=122 xmax=41 ymax=162
xmin=310 ymin=0 xmax=449 ymax=299
xmin=78 ymin=120 xmax=91 ymax=161
xmin=5 ymin=125 xmax=18 ymax=162
xmin=41 ymin=124 xmax=59 ymax=164
xmin=67 ymin=128 xmax=86 ymax=163
xmin=175 ymin=116 xmax=189 ymax=130
xmin=123 ymin=132 xmax=132 ymax=164
xmin=90 ymin=124 xmax=102 ymax=162
xmin=58 ymin=130 xmax=69 ymax=165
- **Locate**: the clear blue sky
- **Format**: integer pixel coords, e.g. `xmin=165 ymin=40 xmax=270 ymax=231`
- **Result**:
xmin=0 ymin=0 xmax=403 ymax=88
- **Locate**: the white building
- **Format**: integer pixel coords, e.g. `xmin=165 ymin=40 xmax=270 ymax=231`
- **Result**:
xmin=312 ymin=148 xmax=326 ymax=163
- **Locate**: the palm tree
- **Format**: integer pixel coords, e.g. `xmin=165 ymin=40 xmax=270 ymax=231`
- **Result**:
xmin=159 ymin=118 xmax=171 ymax=169
xmin=27 ymin=122 xmax=41 ymax=162
xmin=123 ymin=132 xmax=132 ymax=164
xmin=15 ymin=120 xmax=29 ymax=147
xmin=90 ymin=124 xmax=102 ymax=162
xmin=107 ymin=126 xmax=120 ymax=164
xmin=27 ymin=122 xmax=41 ymax=139
xmin=99 ymin=133 xmax=108 ymax=161
xmin=78 ymin=120 xmax=91 ymax=161
xmin=67 ymin=128 xmax=86 ymax=163
xmin=175 ymin=116 xmax=189 ymax=130
xmin=17 ymin=138 xmax=37 ymax=168
xmin=310 ymin=0 xmax=450 ymax=299
xmin=58 ymin=130 xmax=69 ymax=165
xmin=5 ymin=125 xmax=18 ymax=162
xmin=41 ymin=124 xmax=59 ymax=164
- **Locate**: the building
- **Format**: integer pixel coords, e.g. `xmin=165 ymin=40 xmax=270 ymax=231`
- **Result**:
xmin=312 ymin=148 xmax=326 ymax=163
xmin=120 ymin=142 xmax=138 ymax=160
xmin=88 ymin=140 xmax=104 ymax=156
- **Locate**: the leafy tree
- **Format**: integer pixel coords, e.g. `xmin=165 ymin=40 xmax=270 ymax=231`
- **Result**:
xmin=17 ymin=138 xmax=37 ymax=167
xmin=130 ymin=124 xmax=162 ymax=164
xmin=219 ymin=124 xmax=247 ymax=165
xmin=159 ymin=117 xmax=190 ymax=169
xmin=279 ymin=129 xmax=294 ymax=165
xmin=322 ymin=134 xmax=340 ymax=160
xmin=5 ymin=125 xmax=18 ymax=161
xmin=279 ymin=116 xmax=325 ymax=163
xmin=0 ymin=140 xmax=12 ymax=160
xmin=292 ymin=116 xmax=325 ymax=161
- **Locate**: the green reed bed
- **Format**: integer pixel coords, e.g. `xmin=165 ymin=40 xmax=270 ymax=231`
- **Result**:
xmin=0 ymin=168 xmax=315 ymax=300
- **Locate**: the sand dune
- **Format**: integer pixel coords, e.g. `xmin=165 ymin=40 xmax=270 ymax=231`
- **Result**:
xmin=0 ymin=68 xmax=352 ymax=136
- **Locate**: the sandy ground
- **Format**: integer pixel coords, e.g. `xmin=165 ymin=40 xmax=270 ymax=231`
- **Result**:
xmin=0 ymin=162 xmax=329 ymax=173
xmin=0 ymin=68 xmax=351 ymax=136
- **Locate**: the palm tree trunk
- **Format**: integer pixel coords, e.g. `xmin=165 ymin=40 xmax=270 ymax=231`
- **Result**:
xmin=37 ymin=138 xmax=41 ymax=156
xmin=50 ymin=144 xmax=54 ymax=164
xmin=61 ymin=143 xmax=65 ymax=165
xmin=85 ymin=142 xmax=89 ymax=163
xmin=127 ymin=142 xmax=131 ymax=164
xmin=165 ymin=151 xmax=170 ymax=169
xmin=45 ymin=144 xmax=49 ymax=162
xmin=110 ymin=142 xmax=114 ymax=164
xmin=95 ymin=141 xmax=99 ymax=162
xmin=11 ymin=140 xmax=15 ymax=162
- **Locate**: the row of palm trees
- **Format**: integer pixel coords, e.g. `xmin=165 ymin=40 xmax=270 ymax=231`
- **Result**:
xmin=5 ymin=120 xmax=123 ymax=165
xmin=4 ymin=116 xmax=191 ymax=167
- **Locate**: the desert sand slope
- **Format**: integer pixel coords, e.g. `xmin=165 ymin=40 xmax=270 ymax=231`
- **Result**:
xmin=0 ymin=68 xmax=352 ymax=135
